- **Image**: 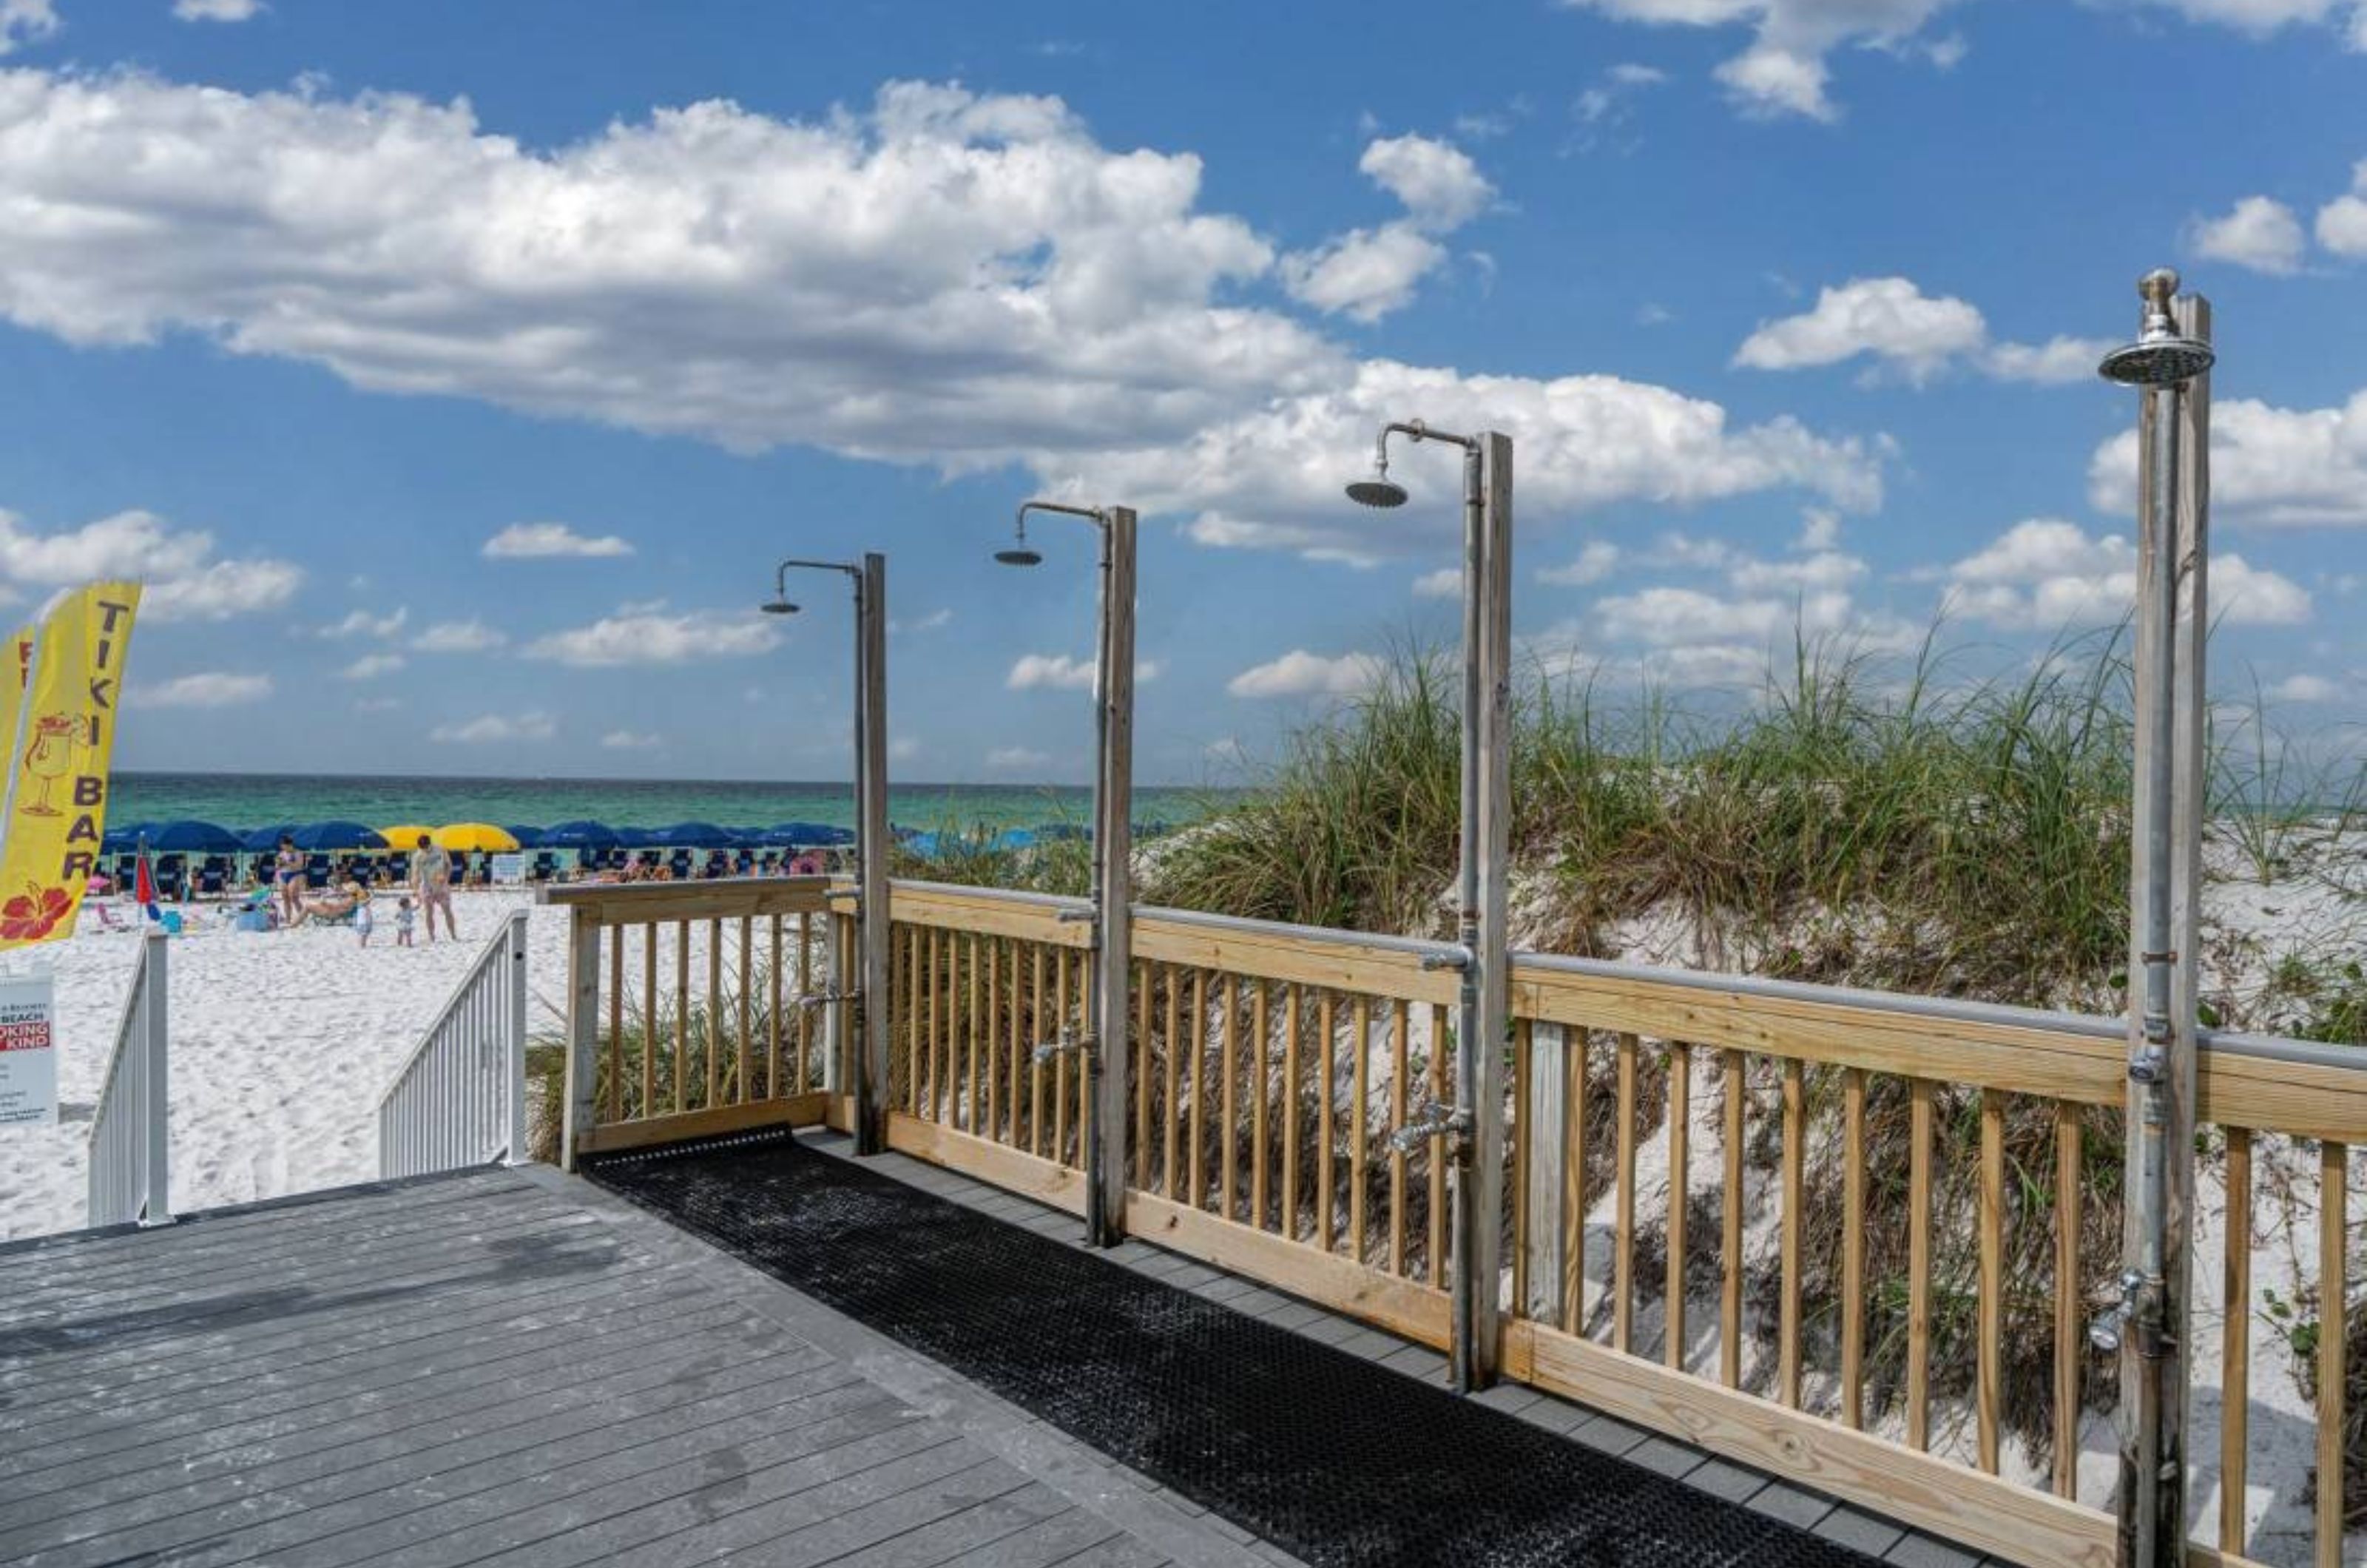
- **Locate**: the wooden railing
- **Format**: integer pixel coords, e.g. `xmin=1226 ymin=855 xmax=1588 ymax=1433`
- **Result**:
xmin=551 ymin=876 xmax=2361 ymax=1568
xmin=547 ymin=878 xmax=851 ymax=1160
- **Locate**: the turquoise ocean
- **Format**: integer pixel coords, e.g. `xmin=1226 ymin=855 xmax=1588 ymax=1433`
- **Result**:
xmin=109 ymin=772 xmax=1232 ymax=838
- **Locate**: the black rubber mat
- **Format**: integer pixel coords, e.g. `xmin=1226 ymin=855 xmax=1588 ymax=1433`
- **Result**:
xmin=590 ymin=1130 xmax=1889 ymax=1568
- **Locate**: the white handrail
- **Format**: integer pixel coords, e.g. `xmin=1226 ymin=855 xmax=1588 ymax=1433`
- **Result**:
xmin=87 ymin=929 xmax=170 ymax=1229
xmin=377 ymin=910 xmax=530 ymax=1178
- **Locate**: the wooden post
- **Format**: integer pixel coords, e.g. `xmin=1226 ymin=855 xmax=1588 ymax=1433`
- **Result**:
xmin=1090 ymin=507 xmax=1137 ymax=1245
xmin=1459 ymin=428 xmax=1513 ymax=1390
xmin=1521 ymin=1021 xmax=1570 ymax=1324
xmin=561 ymin=912 xmax=600 ymax=1172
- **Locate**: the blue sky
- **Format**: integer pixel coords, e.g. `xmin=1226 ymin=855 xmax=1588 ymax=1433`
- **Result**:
xmin=0 ymin=0 xmax=2361 ymax=785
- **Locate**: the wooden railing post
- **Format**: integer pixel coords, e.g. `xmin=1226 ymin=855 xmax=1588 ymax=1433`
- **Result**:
xmin=560 ymin=909 xmax=599 ymax=1172
xmin=1460 ymin=428 xmax=1513 ymax=1390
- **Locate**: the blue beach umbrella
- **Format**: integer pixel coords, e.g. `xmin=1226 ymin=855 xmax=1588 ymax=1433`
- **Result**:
xmin=145 ymin=820 xmax=243 ymax=854
xmin=240 ymin=824 xmax=296 ymax=854
xmin=904 ymin=831 xmax=941 ymax=858
xmin=288 ymin=821 xmax=390 ymax=852
xmin=766 ymin=820 xmax=852 ymax=847
xmin=994 ymin=828 xmax=1038 ymax=851
xmin=101 ymin=822 xmax=153 ymax=855
xmin=502 ymin=825 xmax=544 ymax=848
xmin=540 ymin=820 xmax=621 ymax=850
xmin=650 ymin=821 xmax=731 ymax=847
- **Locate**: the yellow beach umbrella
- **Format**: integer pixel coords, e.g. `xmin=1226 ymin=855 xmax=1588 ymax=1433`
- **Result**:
xmin=433 ymin=822 xmax=520 ymax=854
xmin=379 ymin=824 xmax=436 ymax=851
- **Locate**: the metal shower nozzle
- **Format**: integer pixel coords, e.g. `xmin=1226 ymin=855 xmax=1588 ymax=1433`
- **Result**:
xmin=995 ymin=547 xmax=1043 ymax=567
xmin=760 ymin=598 xmax=800 ymax=615
xmin=1345 ymin=463 xmax=1410 ymax=509
xmin=2098 ymin=268 xmax=2215 ymax=387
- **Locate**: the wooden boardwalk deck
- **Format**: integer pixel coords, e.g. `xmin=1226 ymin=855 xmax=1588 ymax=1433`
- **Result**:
xmin=0 ymin=1166 xmax=1284 ymax=1568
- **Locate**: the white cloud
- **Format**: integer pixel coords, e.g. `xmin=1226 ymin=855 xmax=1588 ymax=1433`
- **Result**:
xmin=524 ymin=609 xmax=781 ymax=667
xmin=340 ymin=652 xmax=405 ymax=680
xmin=173 ymin=0 xmax=263 ymax=18
xmin=889 ymin=736 xmax=921 ymax=763
xmin=1560 ymin=0 xmax=2363 ymax=122
xmin=1097 ymin=357 xmax=1883 ymax=563
xmin=601 ymin=729 xmax=663 ymax=749
xmin=1413 ymin=567 xmax=1462 ymax=598
xmin=1536 ymin=540 xmax=1621 ymax=586
xmin=2189 ymin=196 xmax=2308 ymax=275
xmin=1357 ymin=134 xmax=1494 ymax=230
xmin=1007 ymin=652 xmax=1161 ymax=691
xmin=412 ymin=618 xmax=509 ymax=653
xmin=891 ymin=607 xmax=954 ymax=634
xmin=1281 ymin=225 xmax=1448 ymax=322
xmin=1226 ymin=649 xmax=1385 ymax=699
xmin=2315 ymin=160 xmax=2367 ymax=257
xmin=430 ymin=711 xmax=556 ymax=743
xmin=1942 ymin=518 xmax=2312 ymax=629
xmin=0 ymin=70 xmax=1883 ymax=567
xmin=1734 ymin=277 xmax=1985 ymax=380
xmin=2267 ymin=672 xmax=2339 ymax=702
xmin=985 ymin=745 xmax=1053 ymax=771
xmin=353 ymin=695 xmax=402 ymax=713
xmin=1797 ymin=509 xmax=1840 ymax=550
xmin=1736 ymin=277 xmax=2110 ymax=386
xmin=0 ymin=507 xmax=300 ymax=621
xmin=0 ymin=1 xmax=56 ymax=56
xmin=128 ymin=670 xmax=271 ymax=708
xmin=1728 ymin=548 xmax=1865 ymax=592
xmin=1578 ymin=62 xmax=1670 ymax=126
xmin=482 ymin=521 xmax=635 ymax=559
xmin=318 ymin=606 xmax=407 ymax=640
xmin=1280 ymin=135 xmax=1491 ymax=322
xmin=2088 ymin=392 xmax=2367 ymax=527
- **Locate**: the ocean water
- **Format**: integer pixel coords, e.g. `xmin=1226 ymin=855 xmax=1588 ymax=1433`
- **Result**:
xmin=108 ymin=771 xmax=1232 ymax=837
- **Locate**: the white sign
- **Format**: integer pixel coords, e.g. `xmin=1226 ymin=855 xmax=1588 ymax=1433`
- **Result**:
xmin=0 ymin=974 xmax=56 ymax=1129
xmin=489 ymin=853 xmax=527 ymax=886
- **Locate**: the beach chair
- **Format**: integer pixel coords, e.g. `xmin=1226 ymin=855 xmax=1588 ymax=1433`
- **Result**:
xmin=304 ymin=854 xmax=332 ymax=885
xmin=195 ymin=859 xmax=227 ymax=898
xmin=530 ymin=851 xmax=558 ymax=883
xmin=667 ymin=849 xmax=693 ymax=881
xmin=155 ymin=855 xmax=186 ymax=902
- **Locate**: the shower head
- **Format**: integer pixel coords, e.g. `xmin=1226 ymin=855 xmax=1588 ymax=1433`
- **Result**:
xmin=760 ymin=598 xmax=800 ymax=615
xmin=1345 ymin=460 xmax=1410 ymax=509
xmin=994 ymin=547 xmax=1044 ymax=567
xmin=2098 ymin=267 xmax=2215 ymax=387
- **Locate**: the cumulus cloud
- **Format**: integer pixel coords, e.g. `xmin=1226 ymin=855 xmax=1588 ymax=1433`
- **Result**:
xmin=2088 ymin=392 xmax=2367 ymax=527
xmin=1941 ymin=518 xmax=2311 ymax=628
xmin=318 ymin=606 xmax=407 ymax=641
xmin=2267 ymin=672 xmax=2340 ymax=702
xmin=1280 ymin=134 xmax=1493 ymax=322
xmin=0 ymin=1 xmax=55 ymax=56
xmin=173 ymin=0 xmax=263 ymax=18
xmin=482 ymin=521 xmax=635 ymax=559
xmin=1226 ymin=649 xmax=1384 ymax=699
xmin=1536 ymin=540 xmax=1622 ymax=587
xmin=1413 ymin=566 xmax=1462 ymax=598
xmin=524 ymin=609 xmax=781 ymax=667
xmin=986 ymin=745 xmax=1053 ymax=771
xmin=129 ymin=670 xmax=271 ymax=708
xmin=2189 ymin=195 xmax=2308 ymax=275
xmin=1007 ymin=652 xmax=1161 ymax=691
xmin=0 ymin=507 xmax=300 ymax=621
xmin=1559 ymin=0 xmax=2363 ymax=122
xmin=0 ymin=70 xmax=1882 ymax=565
xmin=1734 ymin=277 xmax=2103 ymax=385
xmin=340 ymin=652 xmax=405 ymax=680
xmin=430 ymin=711 xmax=557 ymax=743
xmin=2315 ymin=160 xmax=2367 ymax=257
xmin=601 ymin=729 xmax=663 ymax=749
xmin=412 ymin=618 xmax=508 ymax=653
xmin=1088 ymin=357 xmax=1883 ymax=563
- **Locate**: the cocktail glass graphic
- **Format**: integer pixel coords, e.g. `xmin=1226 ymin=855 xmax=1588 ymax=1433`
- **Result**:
xmin=20 ymin=715 xmax=77 ymax=817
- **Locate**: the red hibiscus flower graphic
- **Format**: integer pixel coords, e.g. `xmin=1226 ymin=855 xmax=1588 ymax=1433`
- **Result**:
xmin=0 ymin=885 xmax=73 ymax=943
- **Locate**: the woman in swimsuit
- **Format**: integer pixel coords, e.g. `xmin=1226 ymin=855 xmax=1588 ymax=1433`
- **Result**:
xmin=274 ymin=836 xmax=305 ymax=926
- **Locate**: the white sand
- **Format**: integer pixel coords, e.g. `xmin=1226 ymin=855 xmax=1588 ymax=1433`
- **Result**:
xmin=0 ymin=889 xmax=576 ymax=1243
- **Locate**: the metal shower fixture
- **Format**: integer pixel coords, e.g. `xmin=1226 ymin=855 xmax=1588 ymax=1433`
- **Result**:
xmin=2097 ymin=268 xmax=2216 ymax=388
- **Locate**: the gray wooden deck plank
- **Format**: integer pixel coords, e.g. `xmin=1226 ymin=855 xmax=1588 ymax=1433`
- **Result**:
xmin=1 ymin=1262 xmax=694 ymax=1445
xmin=590 ymin=1454 xmax=1032 ymax=1568
xmin=4 ymin=1294 xmax=771 ymax=1497
xmin=814 ymin=1489 xmax=1079 ymax=1568
xmin=4 ymin=1347 xmax=849 ymax=1558
xmin=29 ymin=1368 xmax=892 ymax=1568
xmin=391 ymin=1425 xmax=977 ymax=1568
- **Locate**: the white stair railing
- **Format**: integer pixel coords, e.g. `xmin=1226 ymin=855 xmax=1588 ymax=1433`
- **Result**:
xmin=377 ymin=910 xmax=530 ymax=1177
xmin=87 ymin=928 xmax=171 ymax=1229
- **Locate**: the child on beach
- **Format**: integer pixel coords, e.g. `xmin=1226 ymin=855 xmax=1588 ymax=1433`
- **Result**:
xmin=396 ymin=896 xmax=415 ymax=947
xmin=353 ymin=885 xmax=374 ymax=947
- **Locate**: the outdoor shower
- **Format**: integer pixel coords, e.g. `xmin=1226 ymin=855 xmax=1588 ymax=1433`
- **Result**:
xmin=2094 ymin=268 xmax=2214 ymax=1568
xmin=992 ymin=500 xmax=1138 ymax=1248
xmin=1345 ymin=417 xmax=1513 ymax=1394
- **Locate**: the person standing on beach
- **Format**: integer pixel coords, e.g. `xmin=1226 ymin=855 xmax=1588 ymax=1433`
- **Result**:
xmin=273 ymin=835 xmax=305 ymax=925
xmin=353 ymin=885 xmax=374 ymax=947
xmin=410 ymin=832 xmax=458 ymax=944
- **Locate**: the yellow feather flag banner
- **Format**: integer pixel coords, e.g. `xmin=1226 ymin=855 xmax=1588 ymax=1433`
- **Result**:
xmin=0 ymin=582 xmax=141 ymax=950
